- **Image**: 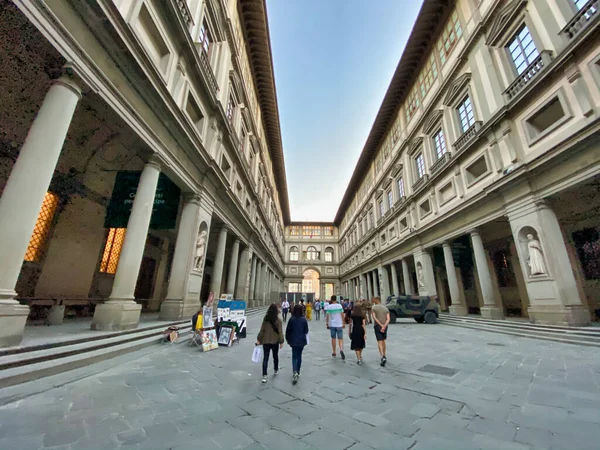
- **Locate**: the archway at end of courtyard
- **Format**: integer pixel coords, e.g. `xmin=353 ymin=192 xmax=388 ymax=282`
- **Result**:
xmin=302 ymin=268 xmax=320 ymax=301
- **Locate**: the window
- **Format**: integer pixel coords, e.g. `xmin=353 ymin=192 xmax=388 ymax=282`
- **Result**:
xmin=574 ymin=0 xmax=597 ymax=16
xmin=437 ymin=10 xmax=462 ymax=66
xmin=290 ymin=226 xmax=300 ymax=236
xmin=433 ymin=128 xmax=447 ymax=159
xmin=524 ymin=95 xmax=568 ymax=142
xmin=379 ymin=200 xmax=385 ymax=218
xmin=398 ymin=177 xmax=405 ymax=198
xmin=325 ymin=247 xmax=334 ymax=262
xmin=100 ymin=228 xmax=126 ymax=274
xmin=24 ymin=191 xmax=59 ymax=262
xmin=368 ymin=211 xmax=374 ymax=229
xmin=405 ymin=86 xmax=420 ymax=122
xmin=302 ymin=225 xmax=321 ymax=236
xmin=508 ymin=25 xmax=539 ymax=75
xmin=324 ymin=226 xmax=334 ymax=236
xmin=226 ymin=95 xmax=235 ymax=123
xmin=305 ymin=246 xmax=319 ymax=260
xmin=198 ymin=20 xmax=211 ymax=54
xmin=289 ymin=246 xmax=299 ymax=261
xmin=418 ymin=54 xmax=438 ymax=98
xmin=493 ymin=250 xmax=517 ymax=287
xmin=387 ymin=191 xmax=393 ymax=209
xmin=289 ymin=282 xmax=300 ymax=293
xmin=415 ymin=153 xmax=426 ymax=179
xmin=458 ymin=96 xmax=475 ymax=132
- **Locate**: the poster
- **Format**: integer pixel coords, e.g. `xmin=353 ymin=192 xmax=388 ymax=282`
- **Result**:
xmin=218 ymin=326 xmax=234 ymax=346
xmin=230 ymin=300 xmax=247 ymax=338
xmin=201 ymin=328 xmax=218 ymax=351
xmin=217 ymin=300 xmax=231 ymax=321
xmin=203 ymin=292 xmax=215 ymax=328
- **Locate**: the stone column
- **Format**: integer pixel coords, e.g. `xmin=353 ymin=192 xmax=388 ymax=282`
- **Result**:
xmin=226 ymin=239 xmax=240 ymax=296
xmin=373 ymin=270 xmax=380 ymax=297
xmin=210 ymin=227 xmax=228 ymax=298
xmin=248 ymin=256 xmax=257 ymax=307
xmin=378 ymin=265 xmax=391 ymax=301
xmin=236 ymin=246 xmax=252 ymax=304
xmin=360 ymin=274 xmax=367 ymax=299
xmin=413 ymin=249 xmax=437 ymax=298
xmin=160 ymin=194 xmax=201 ymax=320
xmin=401 ymin=259 xmax=415 ymax=295
xmin=0 ymin=74 xmax=82 ymax=346
xmin=470 ymin=230 xmax=504 ymax=319
xmin=254 ymin=260 xmax=263 ymax=306
xmin=390 ymin=263 xmax=400 ymax=296
xmin=261 ymin=264 xmax=268 ymax=305
xmin=149 ymin=238 xmax=170 ymax=312
xmin=92 ymin=159 xmax=161 ymax=331
xmin=366 ymin=273 xmax=372 ymax=299
xmin=443 ymin=242 xmax=468 ymax=315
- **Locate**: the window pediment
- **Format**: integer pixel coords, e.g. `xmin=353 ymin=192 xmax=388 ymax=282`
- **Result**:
xmin=443 ymin=73 xmax=472 ymax=107
xmin=486 ymin=0 xmax=528 ymax=46
xmin=407 ymin=137 xmax=424 ymax=156
xmin=423 ymin=110 xmax=444 ymax=134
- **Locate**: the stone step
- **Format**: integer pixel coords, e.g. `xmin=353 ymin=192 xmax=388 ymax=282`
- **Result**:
xmin=438 ymin=316 xmax=600 ymax=348
xmin=439 ymin=313 xmax=600 ymax=337
xmin=0 ymin=306 xmax=268 ymax=390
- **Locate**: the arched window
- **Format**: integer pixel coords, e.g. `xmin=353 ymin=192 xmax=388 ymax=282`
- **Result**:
xmin=325 ymin=247 xmax=334 ymax=263
xmin=305 ymin=246 xmax=319 ymax=261
xmin=289 ymin=246 xmax=299 ymax=262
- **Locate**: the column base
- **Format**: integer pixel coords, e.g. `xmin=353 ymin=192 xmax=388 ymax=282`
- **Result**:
xmin=247 ymin=299 xmax=254 ymax=308
xmin=0 ymin=302 xmax=30 ymax=347
xmin=480 ymin=306 xmax=504 ymax=320
xmin=448 ymin=304 xmax=468 ymax=316
xmin=48 ymin=305 xmax=65 ymax=325
xmin=159 ymin=299 xmax=200 ymax=321
xmin=528 ymin=304 xmax=591 ymax=326
xmin=91 ymin=301 xmax=141 ymax=331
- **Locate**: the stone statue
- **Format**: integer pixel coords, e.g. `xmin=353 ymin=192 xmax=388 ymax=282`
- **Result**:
xmin=417 ymin=263 xmax=426 ymax=287
xmin=193 ymin=229 xmax=207 ymax=271
xmin=527 ymin=233 xmax=547 ymax=275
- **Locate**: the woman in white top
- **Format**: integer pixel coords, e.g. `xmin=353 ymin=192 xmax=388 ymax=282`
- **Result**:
xmin=281 ymin=299 xmax=290 ymax=322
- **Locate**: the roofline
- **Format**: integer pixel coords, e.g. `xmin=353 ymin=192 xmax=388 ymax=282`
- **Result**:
xmin=333 ymin=0 xmax=454 ymax=226
xmin=288 ymin=222 xmax=336 ymax=226
xmin=239 ymin=0 xmax=291 ymax=225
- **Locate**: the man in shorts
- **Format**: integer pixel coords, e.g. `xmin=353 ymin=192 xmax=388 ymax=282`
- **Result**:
xmin=371 ymin=296 xmax=390 ymax=366
xmin=326 ymin=295 xmax=345 ymax=360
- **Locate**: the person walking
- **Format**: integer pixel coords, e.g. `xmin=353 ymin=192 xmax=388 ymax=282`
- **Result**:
xmin=366 ymin=298 xmax=373 ymax=324
xmin=256 ymin=303 xmax=284 ymax=383
xmin=349 ymin=305 xmax=366 ymax=364
xmin=371 ymin=296 xmax=390 ymax=366
xmin=281 ymin=298 xmax=290 ymax=323
xmin=306 ymin=300 xmax=313 ymax=321
xmin=314 ymin=298 xmax=321 ymax=321
xmin=325 ymin=295 xmax=346 ymax=360
xmin=285 ymin=305 xmax=309 ymax=384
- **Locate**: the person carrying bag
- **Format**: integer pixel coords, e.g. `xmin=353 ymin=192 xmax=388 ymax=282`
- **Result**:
xmin=256 ymin=303 xmax=284 ymax=384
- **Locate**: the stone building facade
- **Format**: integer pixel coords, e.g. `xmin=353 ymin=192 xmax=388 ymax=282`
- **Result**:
xmin=337 ymin=0 xmax=600 ymax=326
xmin=0 ymin=0 xmax=287 ymax=346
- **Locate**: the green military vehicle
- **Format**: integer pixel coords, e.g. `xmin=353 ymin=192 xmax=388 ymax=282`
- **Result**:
xmin=384 ymin=295 xmax=439 ymax=324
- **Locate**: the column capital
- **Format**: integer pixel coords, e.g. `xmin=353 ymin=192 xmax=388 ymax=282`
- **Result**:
xmin=145 ymin=154 xmax=165 ymax=171
xmin=468 ymin=229 xmax=481 ymax=237
xmin=182 ymin=192 xmax=202 ymax=204
xmin=442 ymin=241 xmax=452 ymax=249
xmin=53 ymin=74 xmax=83 ymax=100
xmin=233 ymin=238 xmax=241 ymax=245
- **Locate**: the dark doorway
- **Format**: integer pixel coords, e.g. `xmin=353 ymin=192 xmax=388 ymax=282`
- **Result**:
xmin=135 ymin=257 xmax=156 ymax=300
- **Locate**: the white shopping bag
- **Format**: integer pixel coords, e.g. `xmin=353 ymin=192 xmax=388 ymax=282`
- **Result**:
xmin=306 ymin=333 xmax=310 ymax=345
xmin=251 ymin=345 xmax=263 ymax=363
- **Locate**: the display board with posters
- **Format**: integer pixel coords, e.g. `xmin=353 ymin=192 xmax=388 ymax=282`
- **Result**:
xmin=200 ymin=292 xmax=218 ymax=351
xmin=217 ymin=300 xmax=231 ymax=321
xmin=200 ymin=328 xmax=218 ymax=351
xmin=230 ymin=300 xmax=247 ymax=338
xmin=218 ymin=325 xmax=234 ymax=346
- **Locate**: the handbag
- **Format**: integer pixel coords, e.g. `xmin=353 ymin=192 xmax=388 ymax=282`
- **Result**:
xmin=305 ymin=332 xmax=310 ymax=345
xmin=251 ymin=345 xmax=263 ymax=363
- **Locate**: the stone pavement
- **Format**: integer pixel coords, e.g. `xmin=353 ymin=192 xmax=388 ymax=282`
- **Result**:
xmin=1 ymin=314 xmax=600 ymax=450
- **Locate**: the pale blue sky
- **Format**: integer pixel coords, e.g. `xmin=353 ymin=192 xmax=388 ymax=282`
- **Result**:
xmin=267 ymin=0 xmax=423 ymax=222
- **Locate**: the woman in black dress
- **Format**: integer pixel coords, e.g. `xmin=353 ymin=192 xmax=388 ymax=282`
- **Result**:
xmin=349 ymin=306 xmax=366 ymax=364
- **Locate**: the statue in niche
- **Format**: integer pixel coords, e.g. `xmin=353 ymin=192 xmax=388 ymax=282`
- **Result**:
xmin=193 ymin=229 xmax=207 ymax=272
xmin=526 ymin=234 xmax=547 ymax=275
xmin=417 ymin=263 xmax=426 ymax=288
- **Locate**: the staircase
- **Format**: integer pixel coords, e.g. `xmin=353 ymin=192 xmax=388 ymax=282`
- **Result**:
xmin=439 ymin=313 xmax=600 ymax=347
xmin=0 ymin=307 xmax=267 ymax=391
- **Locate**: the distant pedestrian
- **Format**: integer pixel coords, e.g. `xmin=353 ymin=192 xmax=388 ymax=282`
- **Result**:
xmin=300 ymin=299 xmax=306 ymax=317
xmin=256 ymin=303 xmax=284 ymax=383
xmin=306 ymin=300 xmax=313 ymax=321
xmin=349 ymin=305 xmax=366 ymax=364
xmin=366 ymin=299 xmax=373 ymax=324
xmin=314 ymin=298 xmax=322 ymax=321
xmin=281 ymin=299 xmax=290 ymax=322
xmin=371 ymin=296 xmax=390 ymax=367
xmin=326 ymin=295 xmax=346 ymax=360
xmin=286 ymin=305 xmax=309 ymax=384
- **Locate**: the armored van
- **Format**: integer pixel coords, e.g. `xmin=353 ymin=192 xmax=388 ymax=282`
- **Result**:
xmin=384 ymin=295 xmax=439 ymax=324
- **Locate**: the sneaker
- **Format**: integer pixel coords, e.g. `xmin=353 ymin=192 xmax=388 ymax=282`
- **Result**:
xmin=381 ymin=356 xmax=387 ymax=367
xmin=357 ymin=360 xmax=362 ymax=365
xmin=332 ymin=353 xmax=336 ymax=358
xmin=292 ymin=373 xmax=298 ymax=385
xmin=262 ymin=376 xmax=268 ymax=383
xmin=274 ymin=370 xmax=279 ymax=376
xmin=340 ymin=350 xmax=346 ymax=361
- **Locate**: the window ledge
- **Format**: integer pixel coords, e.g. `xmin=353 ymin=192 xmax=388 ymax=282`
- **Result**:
xmin=453 ymin=121 xmax=482 ymax=153
xmin=431 ymin=152 xmax=452 ymax=175
xmin=560 ymin=0 xmax=599 ymax=41
xmin=195 ymin=46 xmax=219 ymax=94
xmin=504 ymin=51 xmax=553 ymax=102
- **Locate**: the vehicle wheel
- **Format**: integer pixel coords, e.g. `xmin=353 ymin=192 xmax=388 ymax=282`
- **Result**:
xmin=389 ymin=312 xmax=397 ymax=324
xmin=424 ymin=311 xmax=437 ymax=324
xmin=414 ymin=317 xmax=425 ymax=323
